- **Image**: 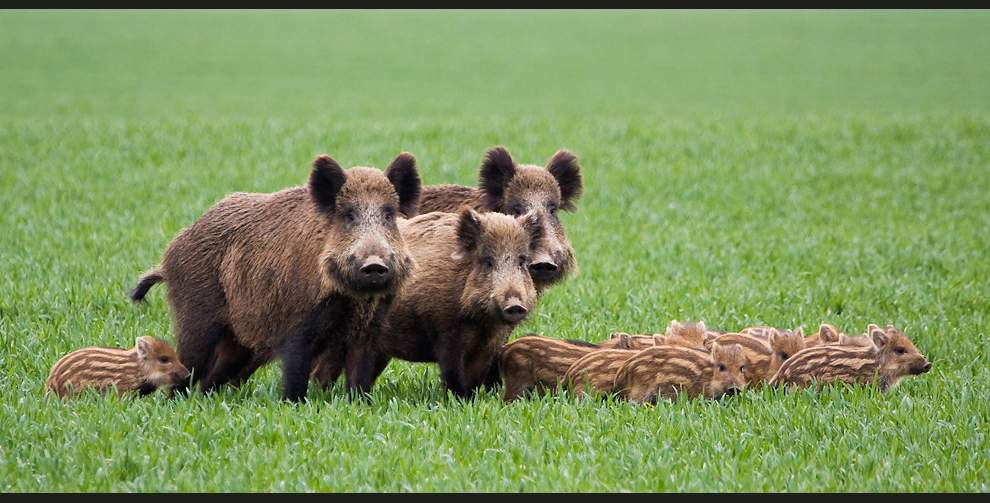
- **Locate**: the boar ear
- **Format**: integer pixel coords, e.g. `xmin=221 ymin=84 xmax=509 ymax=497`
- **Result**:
xmin=135 ymin=336 xmax=152 ymax=360
xmin=385 ymin=152 xmax=422 ymax=218
xmin=518 ymin=210 xmax=546 ymax=250
xmin=709 ymin=342 xmax=721 ymax=363
xmin=768 ymin=328 xmax=780 ymax=345
xmin=310 ymin=155 xmax=347 ymax=212
xmin=456 ymin=207 xmax=484 ymax=253
xmin=819 ymin=324 xmax=839 ymax=344
xmin=653 ymin=333 xmax=667 ymax=346
xmin=869 ymin=325 xmax=889 ymax=348
xmin=619 ymin=332 xmax=633 ymax=349
xmin=478 ymin=146 xmax=516 ymax=211
xmin=793 ymin=326 xmax=804 ymax=337
xmin=546 ymin=149 xmax=583 ymax=212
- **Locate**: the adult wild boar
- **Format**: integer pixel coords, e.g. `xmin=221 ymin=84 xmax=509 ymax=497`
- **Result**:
xmin=130 ymin=153 xmax=421 ymax=402
xmin=312 ymin=207 xmax=544 ymax=398
xmin=418 ymin=146 xmax=582 ymax=293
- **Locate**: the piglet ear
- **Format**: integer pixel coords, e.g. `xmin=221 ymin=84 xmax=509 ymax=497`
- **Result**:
xmin=310 ymin=155 xmax=347 ymax=212
xmin=478 ymin=146 xmax=516 ymax=212
xmin=546 ymin=149 xmax=583 ymax=212
xmin=456 ymin=207 xmax=484 ymax=253
xmin=818 ymin=324 xmax=839 ymax=344
xmin=385 ymin=152 xmax=422 ymax=218
xmin=135 ymin=336 xmax=152 ymax=360
xmin=869 ymin=325 xmax=889 ymax=348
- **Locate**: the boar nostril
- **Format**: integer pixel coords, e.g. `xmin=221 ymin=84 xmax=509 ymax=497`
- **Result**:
xmin=503 ymin=305 xmax=528 ymax=323
xmin=360 ymin=263 xmax=389 ymax=279
xmin=528 ymin=262 xmax=558 ymax=279
xmin=922 ymin=362 xmax=932 ymax=373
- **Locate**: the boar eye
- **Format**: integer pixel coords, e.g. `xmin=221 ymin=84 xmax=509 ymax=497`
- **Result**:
xmin=480 ymin=256 xmax=494 ymax=271
xmin=895 ymin=347 xmax=906 ymax=355
xmin=548 ymin=204 xmax=558 ymax=216
xmin=158 ymin=356 xmax=170 ymax=364
xmin=780 ymin=352 xmax=789 ymax=360
xmin=383 ymin=208 xmax=395 ymax=222
xmin=342 ymin=209 xmax=357 ymax=225
xmin=511 ymin=206 xmax=525 ymax=217
xmin=718 ymin=364 xmax=726 ymax=372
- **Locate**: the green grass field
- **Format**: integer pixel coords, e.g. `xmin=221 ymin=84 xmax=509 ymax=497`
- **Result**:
xmin=2 ymin=10 xmax=989 ymax=492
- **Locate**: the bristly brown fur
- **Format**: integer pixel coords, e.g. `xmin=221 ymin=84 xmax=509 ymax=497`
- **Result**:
xmin=45 ymin=336 xmax=190 ymax=399
xmin=131 ymin=153 xmax=421 ymax=402
xmin=312 ymin=207 xmax=544 ymax=399
xmin=417 ymin=146 xmax=583 ymax=294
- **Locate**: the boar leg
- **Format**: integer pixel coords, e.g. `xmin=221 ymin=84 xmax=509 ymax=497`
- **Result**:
xmin=198 ymin=332 xmax=256 ymax=393
xmin=278 ymin=330 xmax=318 ymax=403
xmin=309 ymin=348 xmax=345 ymax=390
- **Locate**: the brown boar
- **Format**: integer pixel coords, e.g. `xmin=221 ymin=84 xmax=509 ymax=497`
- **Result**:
xmin=769 ymin=324 xmax=932 ymax=392
xmin=613 ymin=342 xmax=748 ymax=404
xmin=312 ymin=207 xmax=544 ymax=398
xmin=130 ymin=153 xmax=421 ymax=402
xmin=45 ymin=336 xmax=190 ymax=399
xmin=563 ymin=348 xmax=639 ymax=399
xmin=418 ymin=146 xmax=582 ymax=293
xmin=497 ymin=334 xmax=601 ymax=401
xmin=705 ymin=328 xmax=805 ymax=386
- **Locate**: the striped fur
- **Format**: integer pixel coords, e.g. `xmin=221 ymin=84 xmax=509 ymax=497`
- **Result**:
xmin=594 ymin=332 xmax=656 ymax=350
xmin=706 ymin=328 xmax=806 ymax=386
xmin=613 ymin=342 xmax=747 ymax=403
xmin=45 ymin=336 xmax=190 ymax=399
xmin=497 ymin=334 xmax=601 ymax=401
xmin=563 ymin=349 xmax=639 ymax=398
xmin=769 ymin=324 xmax=931 ymax=391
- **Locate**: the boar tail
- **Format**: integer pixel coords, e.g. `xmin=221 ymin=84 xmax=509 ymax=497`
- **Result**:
xmin=130 ymin=269 xmax=165 ymax=302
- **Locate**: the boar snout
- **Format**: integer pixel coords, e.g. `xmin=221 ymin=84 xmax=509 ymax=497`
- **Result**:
xmin=502 ymin=303 xmax=529 ymax=324
xmin=528 ymin=259 xmax=559 ymax=281
xmin=915 ymin=360 xmax=932 ymax=374
xmin=359 ymin=256 xmax=391 ymax=285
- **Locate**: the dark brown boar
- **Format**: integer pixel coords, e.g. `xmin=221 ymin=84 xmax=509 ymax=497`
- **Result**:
xmin=418 ymin=146 xmax=583 ymax=293
xmin=613 ymin=342 xmax=748 ymax=403
xmin=563 ymin=348 xmax=639 ymax=399
xmin=312 ymin=207 xmax=544 ymax=398
xmin=45 ymin=336 xmax=190 ymax=399
xmin=130 ymin=153 xmax=421 ymax=402
xmin=496 ymin=334 xmax=601 ymax=402
xmin=769 ymin=324 xmax=932 ymax=391
xmin=705 ymin=328 xmax=806 ymax=386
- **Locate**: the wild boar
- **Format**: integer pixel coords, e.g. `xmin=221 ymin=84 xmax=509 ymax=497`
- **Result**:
xmin=497 ymin=334 xmax=601 ymax=402
xmin=130 ymin=153 xmax=421 ymax=402
xmin=418 ymin=146 xmax=582 ymax=293
xmin=769 ymin=324 xmax=932 ymax=392
xmin=613 ymin=342 xmax=748 ymax=403
xmin=313 ymin=207 xmax=544 ymax=398
xmin=45 ymin=336 xmax=190 ymax=399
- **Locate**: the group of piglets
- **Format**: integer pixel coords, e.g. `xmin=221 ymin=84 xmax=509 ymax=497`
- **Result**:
xmin=498 ymin=319 xmax=932 ymax=404
xmin=44 ymin=145 xmax=932 ymax=404
xmin=47 ymin=146 xmax=582 ymax=402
